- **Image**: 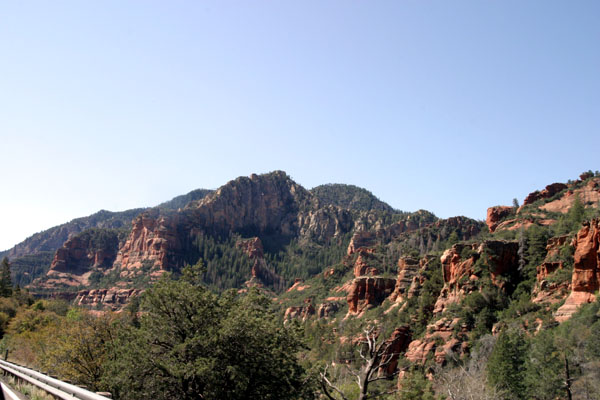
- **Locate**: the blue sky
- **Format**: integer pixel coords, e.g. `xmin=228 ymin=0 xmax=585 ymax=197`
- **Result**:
xmin=1 ymin=1 xmax=599 ymax=251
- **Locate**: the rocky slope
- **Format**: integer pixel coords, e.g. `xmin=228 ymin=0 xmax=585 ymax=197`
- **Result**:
xmin=36 ymin=228 xmax=123 ymax=290
xmin=2 ymin=208 xmax=145 ymax=259
xmin=555 ymin=219 xmax=600 ymax=321
xmin=488 ymin=173 xmax=600 ymax=232
xmin=28 ymin=171 xmax=417 ymax=307
xmin=310 ymin=183 xmax=396 ymax=213
xmin=3 ymin=188 xmax=213 ymax=286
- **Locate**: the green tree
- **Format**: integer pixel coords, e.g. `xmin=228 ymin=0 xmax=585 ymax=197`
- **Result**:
xmin=103 ymin=265 xmax=314 ymax=400
xmin=0 ymin=257 xmax=12 ymax=297
xmin=397 ymin=369 xmax=435 ymax=400
xmin=487 ymin=328 xmax=529 ymax=399
xmin=524 ymin=330 xmax=563 ymax=400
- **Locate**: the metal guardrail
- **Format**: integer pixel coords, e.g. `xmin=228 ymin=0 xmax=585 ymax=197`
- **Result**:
xmin=0 ymin=380 xmax=27 ymax=400
xmin=0 ymin=359 xmax=111 ymax=400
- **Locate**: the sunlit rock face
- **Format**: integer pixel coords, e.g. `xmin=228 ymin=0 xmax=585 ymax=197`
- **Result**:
xmin=555 ymin=219 xmax=600 ymax=322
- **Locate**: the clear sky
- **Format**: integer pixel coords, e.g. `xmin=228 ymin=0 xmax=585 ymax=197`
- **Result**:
xmin=1 ymin=1 xmax=599 ymax=251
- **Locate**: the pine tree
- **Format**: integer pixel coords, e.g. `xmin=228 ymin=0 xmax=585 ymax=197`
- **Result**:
xmin=487 ymin=328 xmax=529 ymax=399
xmin=0 ymin=257 xmax=12 ymax=297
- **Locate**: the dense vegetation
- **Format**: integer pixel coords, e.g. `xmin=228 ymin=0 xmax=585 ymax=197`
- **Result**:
xmin=0 ymin=265 xmax=315 ymax=400
xmin=1 ymin=172 xmax=600 ymax=399
xmin=310 ymin=184 xmax=395 ymax=212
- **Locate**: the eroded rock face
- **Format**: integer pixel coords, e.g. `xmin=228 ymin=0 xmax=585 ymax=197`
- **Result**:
xmin=284 ymin=298 xmax=315 ymax=322
xmin=346 ymin=277 xmax=396 ymax=316
xmin=317 ymin=302 xmax=340 ymax=319
xmin=388 ymin=257 xmax=426 ymax=305
xmin=347 ymin=231 xmax=377 ymax=255
xmin=238 ymin=237 xmax=284 ymax=289
xmin=114 ymin=172 xmax=355 ymax=282
xmin=35 ymin=230 xmax=120 ymax=290
xmin=540 ymin=179 xmax=600 ymax=214
xmin=523 ymin=183 xmax=568 ymax=206
xmin=51 ymin=233 xmax=118 ymax=274
xmin=405 ymin=318 xmax=468 ymax=365
xmin=556 ymin=220 xmax=600 ymax=321
xmin=379 ymin=327 xmax=412 ymax=376
xmin=433 ymin=240 xmax=519 ymax=314
xmin=115 ymin=209 xmax=188 ymax=276
xmin=352 ymin=249 xmax=380 ymax=277
xmin=75 ymin=288 xmax=142 ymax=310
xmin=532 ymin=236 xmax=571 ymax=305
xmin=486 ymin=206 xmax=514 ymax=233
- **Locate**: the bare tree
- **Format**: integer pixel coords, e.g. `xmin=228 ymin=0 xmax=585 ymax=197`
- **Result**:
xmin=433 ymin=335 xmax=503 ymax=400
xmin=320 ymin=327 xmax=405 ymax=400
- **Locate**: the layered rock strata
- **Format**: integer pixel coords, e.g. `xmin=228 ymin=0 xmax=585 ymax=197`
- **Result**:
xmin=555 ymin=220 xmax=600 ymax=321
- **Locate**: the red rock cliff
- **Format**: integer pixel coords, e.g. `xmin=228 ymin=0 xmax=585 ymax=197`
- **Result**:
xmin=434 ymin=240 xmax=519 ymax=314
xmin=486 ymin=206 xmax=514 ymax=233
xmin=237 ymin=237 xmax=284 ymax=290
xmin=555 ymin=220 xmax=600 ymax=321
xmin=34 ymin=230 xmax=120 ymax=290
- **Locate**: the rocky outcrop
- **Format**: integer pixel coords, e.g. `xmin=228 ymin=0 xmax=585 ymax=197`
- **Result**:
xmin=352 ymin=249 xmax=380 ymax=277
xmin=434 ymin=240 xmax=519 ymax=314
xmin=287 ymin=278 xmax=310 ymax=292
xmin=32 ymin=229 xmax=121 ymax=290
xmin=115 ymin=209 xmax=189 ymax=277
xmin=297 ymin=206 xmax=354 ymax=244
xmin=284 ymin=298 xmax=315 ymax=322
xmin=523 ymin=183 xmax=568 ymax=206
xmin=486 ymin=206 xmax=514 ymax=233
xmin=347 ymin=231 xmax=377 ymax=255
xmin=188 ymin=171 xmax=313 ymax=238
xmin=405 ymin=318 xmax=468 ymax=365
xmin=388 ymin=256 xmax=436 ymax=309
xmin=346 ymin=277 xmax=396 ymax=316
xmin=556 ymin=220 xmax=600 ymax=321
xmin=379 ymin=327 xmax=412 ymax=376
xmin=317 ymin=302 xmax=340 ymax=319
xmin=345 ymin=243 xmax=396 ymax=316
xmin=238 ymin=237 xmax=285 ymax=289
xmin=74 ymin=287 xmax=142 ymax=310
xmin=3 ymin=209 xmax=145 ymax=260
xmin=388 ymin=257 xmax=421 ymax=304
xmin=51 ymin=230 xmax=119 ymax=272
xmin=114 ymin=172 xmax=356 ymax=281
xmin=532 ymin=236 xmax=571 ymax=304
xmin=540 ymin=179 xmax=600 ymax=214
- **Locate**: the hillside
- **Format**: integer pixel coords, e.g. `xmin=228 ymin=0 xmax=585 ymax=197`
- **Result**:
xmin=3 ymin=170 xmax=600 ymax=400
xmin=311 ymin=183 xmax=396 ymax=213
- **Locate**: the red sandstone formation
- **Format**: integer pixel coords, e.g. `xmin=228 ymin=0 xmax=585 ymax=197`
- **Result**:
xmin=404 ymin=318 xmax=468 ymax=365
xmin=522 ymin=183 xmax=568 ymax=206
xmin=287 ymin=278 xmax=310 ymax=292
xmin=388 ymin=257 xmax=421 ymax=305
xmin=347 ymin=231 xmax=377 ymax=255
xmin=379 ymin=327 xmax=412 ymax=376
xmin=346 ymin=277 xmax=396 ymax=316
xmin=317 ymin=302 xmax=340 ymax=319
xmin=238 ymin=237 xmax=285 ymax=289
xmin=115 ymin=210 xmax=186 ymax=276
xmin=284 ymin=298 xmax=315 ymax=322
xmin=75 ymin=288 xmax=142 ymax=311
xmin=532 ymin=236 xmax=571 ymax=304
xmin=237 ymin=237 xmax=264 ymax=258
xmin=36 ymin=231 xmax=120 ymax=290
xmin=486 ymin=206 xmax=514 ymax=233
xmin=556 ymin=220 xmax=600 ymax=321
xmin=352 ymin=249 xmax=380 ymax=277
xmin=388 ymin=256 xmax=435 ymax=309
xmin=540 ymin=180 xmax=600 ymax=214
xmin=433 ymin=240 xmax=519 ymax=314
